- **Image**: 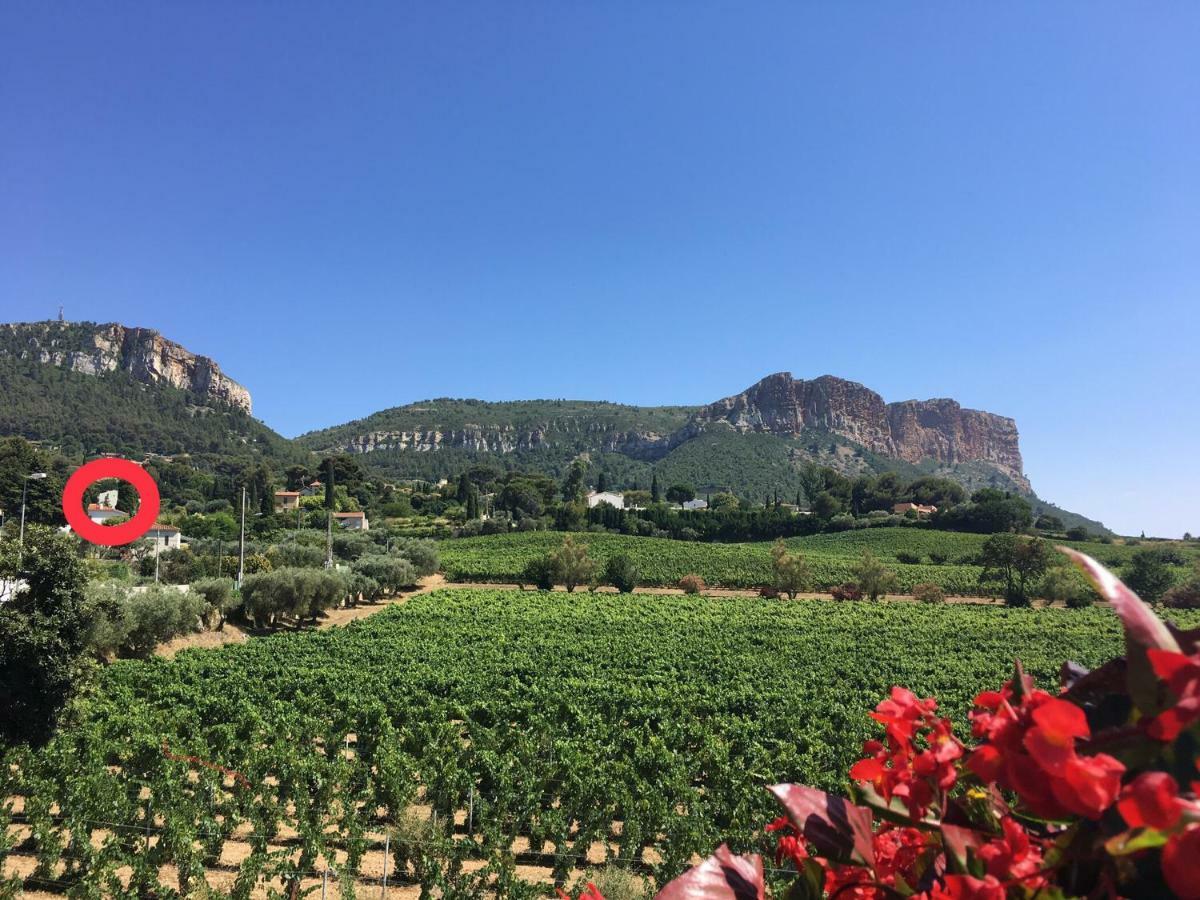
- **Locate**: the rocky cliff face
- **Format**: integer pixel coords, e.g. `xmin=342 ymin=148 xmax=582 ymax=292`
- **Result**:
xmin=692 ymin=373 xmax=1029 ymax=491
xmin=0 ymin=321 xmax=252 ymax=413
xmin=341 ymin=424 xmax=670 ymax=457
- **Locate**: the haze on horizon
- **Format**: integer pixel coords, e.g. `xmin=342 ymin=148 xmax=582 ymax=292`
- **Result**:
xmin=1 ymin=4 xmax=1197 ymax=538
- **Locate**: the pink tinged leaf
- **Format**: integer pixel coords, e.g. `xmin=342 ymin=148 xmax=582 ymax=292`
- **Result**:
xmin=1060 ymin=546 xmax=1180 ymax=714
xmin=941 ymin=823 xmax=986 ymax=871
xmin=768 ymin=783 xmax=876 ymax=868
xmin=655 ymin=845 xmax=764 ymax=900
xmin=1058 ymin=547 xmax=1179 ymax=653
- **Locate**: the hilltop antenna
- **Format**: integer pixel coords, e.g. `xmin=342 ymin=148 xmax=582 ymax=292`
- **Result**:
xmin=58 ymin=305 xmax=64 ymax=322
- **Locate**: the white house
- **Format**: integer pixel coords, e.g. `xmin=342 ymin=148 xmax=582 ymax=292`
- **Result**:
xmin=333 ymin=511 xmax=370 ymax=531
xmin=87 ymin=503 xmax=126 ymax=525
xmin=586 ymin=490 xmax=625 ymax=510
xmin=682 ymin=498 xmax=709 ymax=511
xmin=96 ymin=488 xmax=119 ymax=508
xmin=144 ymin=524 xmax=182 ymax=552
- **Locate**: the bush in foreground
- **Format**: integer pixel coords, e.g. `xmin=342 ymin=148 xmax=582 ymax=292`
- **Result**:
xmin=678 ymin=574 xmax=705 ymax=595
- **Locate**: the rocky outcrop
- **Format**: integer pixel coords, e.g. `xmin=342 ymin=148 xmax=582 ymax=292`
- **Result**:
xmin=0 ymin=321 xmax=252 ymax=413
xmin=692 ymin=373 xmax=1029 ymax=491
xmin=341 ymin=424 xmax=670 ymax=458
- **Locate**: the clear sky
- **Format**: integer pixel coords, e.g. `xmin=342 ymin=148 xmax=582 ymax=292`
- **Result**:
xmin=2 ymin=4 xmax=1197 ymax=537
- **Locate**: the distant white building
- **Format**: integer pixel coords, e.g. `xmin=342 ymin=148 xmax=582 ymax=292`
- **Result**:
xmin=682 ymin=498 xmax=709 ymax=511
xmin=97 ymin=488 xmax=119 ymax=508
xmin=87 ymin=503 xmax=126 ymax=525
xmin=274 ymin=490 xmax=301 ymax=512
xmin=333 ymin=511 xmax=370 ymax=531
xmin=586 ymin=490 xmax=625 ymax=510
xmin=144 ymin=524 xmax=182 ymax=551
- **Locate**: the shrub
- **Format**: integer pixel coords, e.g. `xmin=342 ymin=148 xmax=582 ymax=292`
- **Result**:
xmin=190 ymin=577 xmax=240 ymax=628
xmin=828 ymin=514 xmax=856 ymax=531
xmin=1124 ymin=548 xmax=1176 ymax=604
xmin=770 ymin=539 xmax=811 ymax=599
xmin=911 ymin=582 xmax=945 ymax=604
xmin=604 ymin=554 xmax=639 ymax=593
xmin=895 ymin=550 xmax=924 ymax=565
xmin=1065 ymin=525 xmax=1090 ymax=541
xmin=84 ymin=583 xmax=206 ymax=659
xmin=522 ymin=556 xmax=555 ymax=591
xmin=1039 ymin=566 xmax=1092 ymax=608
xmin=1163 ymin=583 xmax=1200 ymax=609
xmin=853 ymin=550 xmax=898 ymax=601
xmin=678 ymin=574 xmax=705 ymax=594
xmin=927 ymin=551 xmax=949 ymax=565
xmin=1163 ymin=564 xmax=1200 ymax=609
xmin=758 ymin=585 xmax=780 ymax=599
xmin=351 ymin=555 xmax=418 ymax=598
xmin=830 ymin=583 xmax=862 ymax=601
xmin=549 ymin=536 xmax=598 ymax=592
xmin=240 ymin=567 xmax=347 ymax=626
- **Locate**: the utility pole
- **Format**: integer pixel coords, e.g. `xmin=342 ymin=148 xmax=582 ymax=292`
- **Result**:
xmin=237 ymin=486 xmax=247 ymax=589
xmin=154 ymin=536 xmax=161 ymax=584
xmin=18 ymin=472 xmax=47 ymax=567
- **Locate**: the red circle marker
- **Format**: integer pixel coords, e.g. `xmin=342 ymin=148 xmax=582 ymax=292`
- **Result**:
xmin=62 ymin=458 xmax=161 ymax=547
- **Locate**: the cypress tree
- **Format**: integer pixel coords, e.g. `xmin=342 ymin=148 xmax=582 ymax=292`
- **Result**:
xmin=651 ymin=473 xmax=660 ymax=503
xmin=597 ymin=471 xmax=608 ymax=492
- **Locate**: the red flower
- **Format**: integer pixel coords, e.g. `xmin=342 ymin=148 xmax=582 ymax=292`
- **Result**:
xmin=976 ymin=816 xmax=1048 ymax=889
xmin=765 ymin=816 xmax=809 ymax=868
xmin=928 ymin=874 xmax=1005 ymax=900
xmin=967 ymin=679 xmax=1124 ymax=819
xmin=852 ymin=688 xmax=963 ymax=819
xmin=1117 ymin=772 xmax=1184 ymax=830
xmin=1146 ymin=648 xmax=1200 ymax=741
xmin=1163 ymin=824 xmax=1200 ymax=900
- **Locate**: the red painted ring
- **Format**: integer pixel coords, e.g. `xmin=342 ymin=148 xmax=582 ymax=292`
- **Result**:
xmin=62 ymin=458 xmax=161 ymax=547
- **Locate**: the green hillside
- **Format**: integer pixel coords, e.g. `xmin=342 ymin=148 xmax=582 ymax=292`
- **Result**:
xmin=0 ymin=354 xmax=307 ymax=469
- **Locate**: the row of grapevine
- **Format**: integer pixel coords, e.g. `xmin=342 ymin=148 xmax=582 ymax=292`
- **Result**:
xmin=5 ymin=590 xmax=1198 ymax=897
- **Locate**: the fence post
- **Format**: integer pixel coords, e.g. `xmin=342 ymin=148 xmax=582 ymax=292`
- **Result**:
xmin=322 ymin=868 xmax=328 ymax=900
xmin=468 ymin=786 xmax=475 ymax=834
xmin=381 ymin=830 xmax=389 ymax=900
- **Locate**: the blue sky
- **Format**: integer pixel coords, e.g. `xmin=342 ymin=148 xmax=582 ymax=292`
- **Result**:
xmin=2 ymin=4 xmax=1197 ymax=537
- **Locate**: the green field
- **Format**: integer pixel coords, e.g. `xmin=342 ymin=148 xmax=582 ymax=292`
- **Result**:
xmin=7 ymin=589 xmax=1198 ymax=895
xmin=438 ymin=528 xmax=1158 ymax=595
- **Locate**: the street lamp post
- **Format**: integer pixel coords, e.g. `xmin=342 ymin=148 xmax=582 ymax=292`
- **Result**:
xmin=18 ymin=472 xmax=48 ymax=566
xmin=237 ymin=486 xmax=247 ymax=590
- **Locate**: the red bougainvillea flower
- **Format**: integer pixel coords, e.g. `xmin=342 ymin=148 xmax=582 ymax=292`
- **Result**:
xmin=1146 ymin=648 xmax=1200 ymax=741
xmin=1163 ymin=824 xmax=1200 ymax=900
xmin=765 ymin=816 xmax=809 ymax=868
xmin=967 ymin=679 xmax=1124 ymax=819
xmin=851 ymin=687 xmax=963 ymax=819
xmin=927 ymin=874 xmax=1005 ymax=900
xmin=976 ymin=816 xmax=1048 ymax=890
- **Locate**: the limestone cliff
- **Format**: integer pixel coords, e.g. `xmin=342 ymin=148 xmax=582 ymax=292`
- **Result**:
xmin=0 ymin=321 xmax=252 ymax=413
xmin=691 ymin=373 xmax=1029 ymax=491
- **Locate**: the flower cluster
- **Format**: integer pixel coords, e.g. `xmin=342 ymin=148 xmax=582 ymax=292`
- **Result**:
xmin=848 ymin=687 xmax=963 ymax=820
xmin=966 ymin=683 xmax=1124 ymax=819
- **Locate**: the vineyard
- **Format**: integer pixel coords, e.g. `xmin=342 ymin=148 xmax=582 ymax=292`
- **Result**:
xmin=7 ymin=588 xmax=1198 ymax=898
